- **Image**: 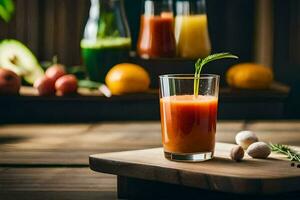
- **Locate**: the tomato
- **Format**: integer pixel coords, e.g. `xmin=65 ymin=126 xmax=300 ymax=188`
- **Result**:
xmin=45 ymin=64 xmax=66 ymax=81
xmin=55 ymin=75 xmax=78 ymax=96
xmin=34 ymin=76 xmax=56 ymax=96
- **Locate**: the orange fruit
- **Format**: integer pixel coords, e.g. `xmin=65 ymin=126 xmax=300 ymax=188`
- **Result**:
xmin=105 ymin=63 xmax=150 ymax=95
xmin=226 ymin=63 xmax=274 ymax=89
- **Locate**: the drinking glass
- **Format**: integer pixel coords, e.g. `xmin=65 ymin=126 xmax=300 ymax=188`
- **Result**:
xmin=159 ymin=74 xmax=219 ymax=162
xmin=81 ymin=0 xmax=131 ymax=82
xmin=175 ymin=0 xmax=211 ymax=59
xmin=137 ymin=0 xmax=176 ymax=58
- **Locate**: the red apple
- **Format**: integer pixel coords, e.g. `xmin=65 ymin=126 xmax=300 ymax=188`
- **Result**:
xmin=0 ymin=68 xmax=21 ymax=95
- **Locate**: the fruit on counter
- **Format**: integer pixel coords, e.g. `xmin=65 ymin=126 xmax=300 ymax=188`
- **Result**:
xmin=246 ymin=142 xmax=271 ymax=159
xmin=226 ymin=63 xmax=274 ymax=89
xmin=0 ymin=39 xmax=44 ymax=84
xmin=105 ymin=63 xmax=150 ymax=95
xmin=0 ymin=68 xmax=21 ymax=95
xmin=34 ymin=76 xmax=55 ymax=96
xmin=235 ymin=130 xmax=259 ymax=149
xmin=45 ymin=64 xmax=66 ymax=81
xmin=230 ymin=145 xmax=244 ymax=162
xmin=55 ymin=74 xmax=78 ymax=96
xmin=34 ymin=63 xmax=78 ymax=96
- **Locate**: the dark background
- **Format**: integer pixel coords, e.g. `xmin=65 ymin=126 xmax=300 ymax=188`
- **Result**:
xmin=0 ymin=0 xmax=255 ymax=73
xmin=1 ymin=0 xmax=299 ymax=85
xmin=0 ymin=0 xmax=299 ymax=119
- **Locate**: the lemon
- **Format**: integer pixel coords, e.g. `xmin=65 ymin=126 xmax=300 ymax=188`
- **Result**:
xmin=105 ymin=63 xmax=151 ymax=95
xmin=226 ymin=63 xmax=274 ymax=89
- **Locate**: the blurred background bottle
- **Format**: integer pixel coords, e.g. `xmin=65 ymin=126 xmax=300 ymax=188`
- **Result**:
xmin=81 ymin=0 xmax=131 ymax=83
xmin=175 ymin=0 xmax=211 ymax=59
xmin=137 ymin=0 xmax=176 ymax=58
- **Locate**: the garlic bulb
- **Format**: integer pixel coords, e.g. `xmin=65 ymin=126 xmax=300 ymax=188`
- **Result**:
xmin=235 ymin=130 xmax=258 ymax=149
xmin=246 ymin=142 xmax=271 ymax=159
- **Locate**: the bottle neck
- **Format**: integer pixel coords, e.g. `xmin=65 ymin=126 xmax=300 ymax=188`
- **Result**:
xmin=83 ymin=0 xmax=130 ymax=41
xmin=143 ymin=0 xmax=173 ymax=16
xmin=176 ymin=0 xmax=207 ymax=16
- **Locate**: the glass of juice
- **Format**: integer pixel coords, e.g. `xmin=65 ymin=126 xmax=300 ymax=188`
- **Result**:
xmin=137 ymin=0 xmax=176 ymax=58
xmin=81 ymin=38 xmax=131 ymax=82
xmin=81 ymin=0 xmax=131 ymax=83
xmin=159 ymin=74 xmax=219 ymax=162
xmin=175 ymin=0 xmax=211 ymax=59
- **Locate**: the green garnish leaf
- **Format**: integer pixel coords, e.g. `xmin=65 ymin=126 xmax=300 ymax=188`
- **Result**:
xmin=194 ymin=52 xmax=238 ymax=96
xmin=78 ymin=80 xmax=112 ymax=98
xmin=0 ymin=0 xmax=14 ymax=22
xmin=78 ymin=80 xmax=103 ymax=89
xmin=269 ymin=143 xmax=300 ymax=162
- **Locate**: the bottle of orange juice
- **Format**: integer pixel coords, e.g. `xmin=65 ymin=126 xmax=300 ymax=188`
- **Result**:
xmin=175 ymin=0 xmax=211 ymax=59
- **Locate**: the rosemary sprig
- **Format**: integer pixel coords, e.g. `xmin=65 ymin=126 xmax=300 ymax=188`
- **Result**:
xmin=194 ymin=53 xmax=238 ymax=96
xmin=269 ymin=143 xmax=300 ymax=162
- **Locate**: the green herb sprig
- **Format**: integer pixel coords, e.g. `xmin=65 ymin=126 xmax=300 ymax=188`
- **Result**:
xmin=194 ymin=53 xmax=238 ymax=96
xmin=78 ymin=80 xmax=112 ymax=98
xmin=269 ymin=143 xmax=300 ymax=162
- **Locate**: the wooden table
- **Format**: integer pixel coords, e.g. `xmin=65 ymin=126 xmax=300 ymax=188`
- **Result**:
xmin=0 ymin=121 xmax=300 ymax=199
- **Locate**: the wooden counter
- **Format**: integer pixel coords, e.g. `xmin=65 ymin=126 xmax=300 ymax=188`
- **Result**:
xmin=0 ymin=121 xmax=300 ymax=199
xmin=0 ymin=83 xmax=290 ymax=123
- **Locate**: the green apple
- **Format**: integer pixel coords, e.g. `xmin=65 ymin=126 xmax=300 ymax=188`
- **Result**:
xmin=0 ymin=39 xmax=44 ymax=84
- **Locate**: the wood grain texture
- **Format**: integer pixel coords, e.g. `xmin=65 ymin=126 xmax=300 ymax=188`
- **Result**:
xmin=0 ymin=168 xmax=115 ymax=192
xmin=273 ymin=0 xmax=300 ymax=86
xmin=0 ymin=168 xmax=117 ymax=199
xmin=0 ymin=121 xmax=299 ymax=199
xmin=0 ymin=192 xmax=116 ymax=200
xmin=90 ymin=143 xmax=300 ymax=194
xmin=2 ymin=121 xmax=300 ymax=165
xmin=254 ymin=0 xmax=274 ymax=67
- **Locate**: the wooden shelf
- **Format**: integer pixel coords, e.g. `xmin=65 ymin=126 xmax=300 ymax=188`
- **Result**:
xmin=0 ymin=83 xmax=290 ymax=123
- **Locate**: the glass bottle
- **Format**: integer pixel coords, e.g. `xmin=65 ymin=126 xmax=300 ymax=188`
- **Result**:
xmin=175 ymin=0 xmax=211 ymax=59
xmin=81 ymin=0 xmax=131 ymax=83
xmin=137 ymin=0 xmax=176 ymax=58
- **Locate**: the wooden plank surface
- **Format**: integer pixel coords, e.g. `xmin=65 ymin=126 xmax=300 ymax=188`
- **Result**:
xmin=0 ymin=121 xmax=300 ymax=199
xmin=0 ymin=168 xmax=115 ymax=191
xmin=2 ymin=121 xmax=300 ymax=165
xmin=0 ymin=121 xmax=242 ymax=165
xmin=0 ymin=168 xmax=116 ymax=199
xmin=0 ymin=192 xmax=116 ymax=200
xmin=90 ymin=143 xmax=300 ymax=194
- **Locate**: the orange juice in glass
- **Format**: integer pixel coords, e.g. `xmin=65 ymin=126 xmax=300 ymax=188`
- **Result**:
xmin=159 ymin=74 xmax=219 ymax=162
xmin=175 ymin=0 xmax=211 ymax=59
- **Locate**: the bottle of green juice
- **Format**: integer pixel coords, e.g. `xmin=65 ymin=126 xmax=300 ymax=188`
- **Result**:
xmin=81 ymin=0 xmax=131 ymax=82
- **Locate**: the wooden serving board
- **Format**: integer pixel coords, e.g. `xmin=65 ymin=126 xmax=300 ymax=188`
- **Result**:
xmin=90 ymin=143 xmax=300 ymax=197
